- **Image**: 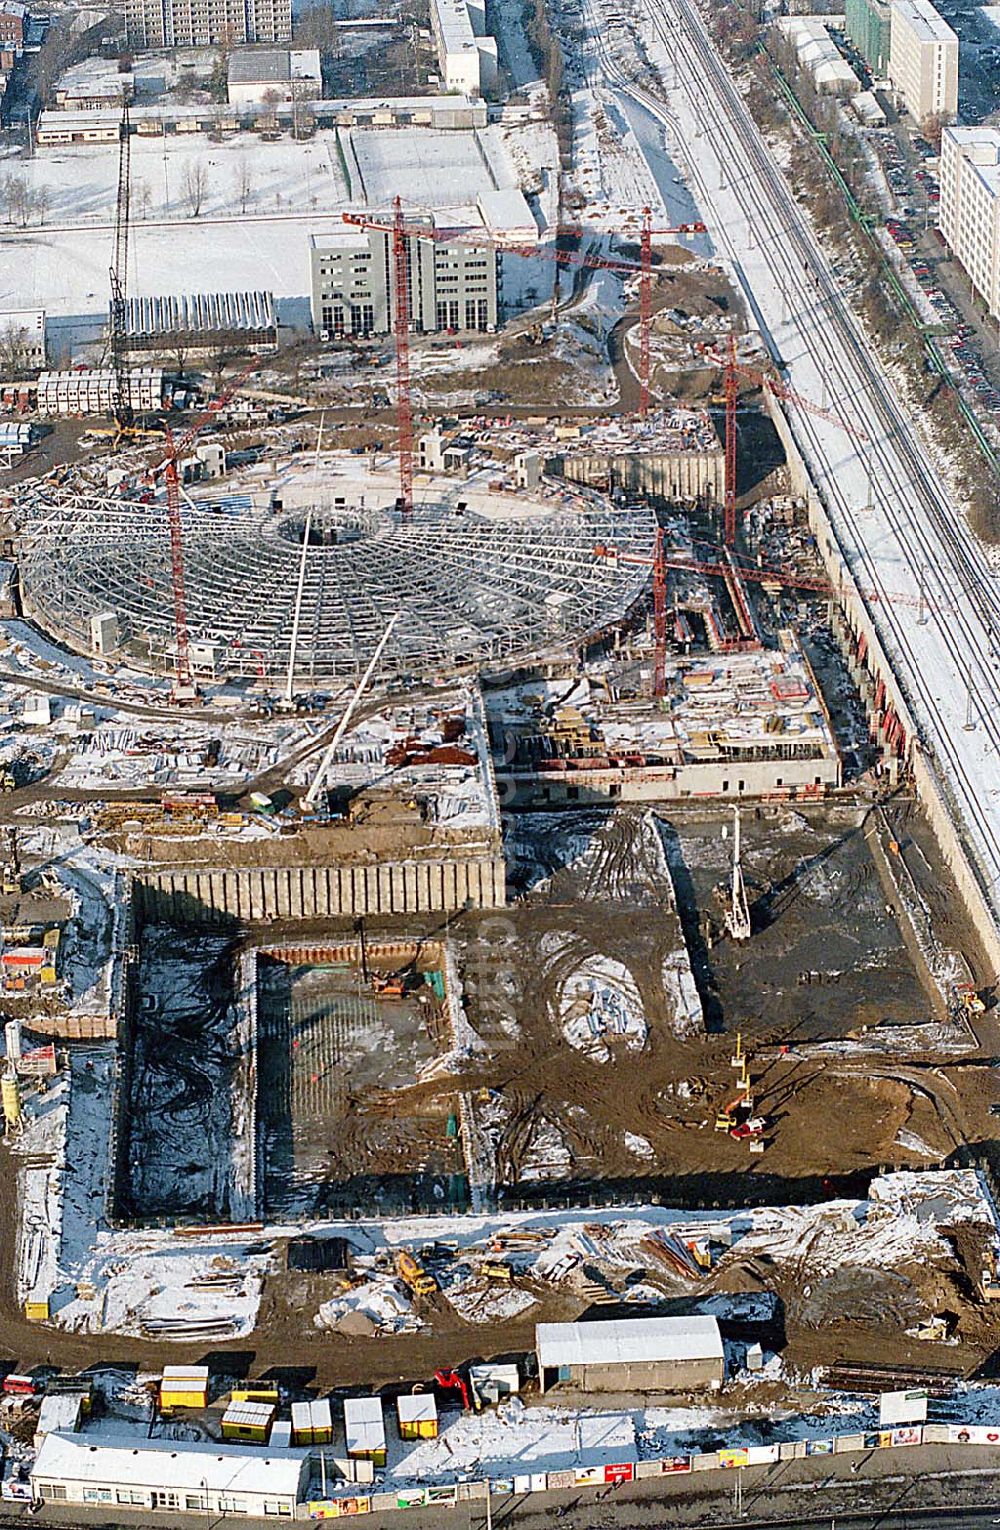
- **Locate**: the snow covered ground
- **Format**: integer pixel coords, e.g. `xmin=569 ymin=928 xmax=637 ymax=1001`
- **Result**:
xmin=0 ymin=120 xmax=558 ymax=344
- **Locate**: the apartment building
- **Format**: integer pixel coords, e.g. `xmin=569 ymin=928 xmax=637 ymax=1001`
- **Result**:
xmin=310 ymin=218 xmax=499 ymax=339
xmin=888 ymin=0 xmax=958 ymax=125
xmin=124 ymin=0 xmax=290 ymax=50
xmin=844 ymin=0 xmax=892 ymax=75
xmin=0 ymin=3 xmax=26 ymax=45
xmin=939 ymin=125 xmax=1000 ymax=321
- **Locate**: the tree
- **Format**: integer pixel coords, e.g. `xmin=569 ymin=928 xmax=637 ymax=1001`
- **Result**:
xmin=233 ymin=154 xmax=254 ymax=215
xmin=33 ymin=186 xmax=50 ymax=226
xmin=133 ymin=176 xmax=153 ymax=220
xmin=2 ymin=175 xmax=32 ymax=228
xmin=294 ymin=0 xmax=340 ymax=55
xmin=182 ymin=159 xmax=209 ymax=217
xmin=0 ymin=324 xmax=31 ymax=377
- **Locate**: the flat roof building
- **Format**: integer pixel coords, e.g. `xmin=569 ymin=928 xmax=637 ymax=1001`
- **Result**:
xmin=429 ymin=0 xmax=497 ymax=94
xmin=536 ymin=1315 xmax=725 ymax=1394
xmin=125 ymin=0 xmax=290 ymax=50
xmin=775 ymin=16 xmax=861 ymax=96
xmin=32 ymin=1433 xmax=308 ymax=1517
xmin=939 ymin=125 xmax=1000 ymax=321
xmin=227 ymin=47 xmax=320 ymax=105
xmin=888 ymin=0 xmax=958 ymax=124
xmin=310 ymin=215 xmax=499 ymax=339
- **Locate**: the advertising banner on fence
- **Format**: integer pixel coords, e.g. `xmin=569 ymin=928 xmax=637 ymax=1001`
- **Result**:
xmin=548 ymin=1470 xmax=575 ymax=1491
xmin=948 ymin=1425 xmax=1000 ymax=1445
xmin=745 ymin=1445 xmax=781 ymax=1466
xmin=425 ymin=1486 xmax=458 ymax=1505
xmin=879 ymin=1390 xmax=928 ymax=1428
xmin=660 ymin=1457 xmax=692 ymax=1474
xmin=890 ymin=1427 xmax=922 ymax=1448
xmin=395 ymin=1489 xmax=426 ymax=1510
xmin=307 ymin=1501 xmax=371 ymax=1520
xmin=514 ymin=1475 xmax=549 ymax=1495
xmin=805 ymin=1439 xmax=834 ymax=1456
xmin=574 ymin=1467 xmax=606 ymax=1487
xmin=604 ymin=1463 xmax=634 ymax=1484
xmin=719 ymin=1448 xmax=749 ymax=1468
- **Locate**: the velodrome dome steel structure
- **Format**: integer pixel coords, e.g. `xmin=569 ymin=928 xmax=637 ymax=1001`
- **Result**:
xmin=15 ymin=473 xmax=659 ymax=684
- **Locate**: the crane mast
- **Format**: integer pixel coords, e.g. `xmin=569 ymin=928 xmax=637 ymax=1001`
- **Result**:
xmin=109 ymin=95 xmax=133 ymax=431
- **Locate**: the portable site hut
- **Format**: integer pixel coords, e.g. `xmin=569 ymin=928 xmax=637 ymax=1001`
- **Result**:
xmin=221 ymin=1401 xmax=275 ymax=1444
xmin=396 ymin=1392 xmax=438 ymax=1440
xmin=536 ymin=1315 xmax=724 ymax=1394
xmin=290 ymin=1398 xmax=333 ymax=1447
xmin=344 ymin=1398 xmax=386 ymax=1466
xmin=231 ymin=1382 xmax=280 ymax=1407
xmin=159 ymin=1365 xmax=209 ymax=1410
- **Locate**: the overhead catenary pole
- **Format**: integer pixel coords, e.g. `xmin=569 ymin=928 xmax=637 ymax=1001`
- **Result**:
xmin=304 ymin=614 xmax=399 ymax=809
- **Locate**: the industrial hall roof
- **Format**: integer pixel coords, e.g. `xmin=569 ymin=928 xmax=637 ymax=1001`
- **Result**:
xmin=536 ymin=1315 xmax=724 ymax=1369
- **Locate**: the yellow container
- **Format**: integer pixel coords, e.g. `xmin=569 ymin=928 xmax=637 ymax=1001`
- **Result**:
xmin=2 ymin=1074 xmax=20 ymax=1126
xmin=40 ymin=967 xmax=57 ymax=987
xmin=232 ymin=1384 xmax=280 ymax=1406
xmin=24 ymin=1299 xmax=49 ymax=1321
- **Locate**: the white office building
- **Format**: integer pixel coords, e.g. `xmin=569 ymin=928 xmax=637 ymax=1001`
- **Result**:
xmin=429 ymin=0 xmax=498 ymax=94
xmin=888 ymin=0 xmax=958 ymax=125
xmin=939 ymin=125 xmax=1000 ymax=320
xmin=31 ymin=1433 xmax=309 ymax=1517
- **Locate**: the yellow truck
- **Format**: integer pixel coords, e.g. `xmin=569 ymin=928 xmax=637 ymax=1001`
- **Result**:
xmin=395 ymin=1249 xmax=438 ymax=1298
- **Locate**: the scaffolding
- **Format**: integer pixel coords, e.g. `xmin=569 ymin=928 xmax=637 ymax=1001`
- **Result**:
xmin=16 ymin=475 xmax=658 ymax=685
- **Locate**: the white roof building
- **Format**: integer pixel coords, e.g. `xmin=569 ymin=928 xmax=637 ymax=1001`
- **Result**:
xmin=939 ymin=125 xmax=1000 ymax=320
xmin=888 ymin=0 xmax=958 ymax=123
xmin=775 ymin=16 xmax=860 ymax=95
xmin=537 ymin=1315 xmax=724 ymax=1393
xmin=32 ymin=1433 xmax=309 ymax=1517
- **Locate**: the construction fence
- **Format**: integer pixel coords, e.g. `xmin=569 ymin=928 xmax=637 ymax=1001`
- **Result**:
xmin=301 ymin=1423 xmax=1000 ymax=1518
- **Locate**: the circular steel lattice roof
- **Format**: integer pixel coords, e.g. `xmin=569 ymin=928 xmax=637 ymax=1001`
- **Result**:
xmin=16 ymin=478 xmax=658 ymax=683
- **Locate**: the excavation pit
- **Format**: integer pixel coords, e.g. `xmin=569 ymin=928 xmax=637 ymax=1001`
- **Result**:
xmin=254 ymin=940 xmax=468 ymax=1219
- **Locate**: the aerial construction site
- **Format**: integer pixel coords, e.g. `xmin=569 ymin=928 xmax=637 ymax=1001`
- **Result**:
xmin=4 ymin=0 xmax=1000 ymax=1517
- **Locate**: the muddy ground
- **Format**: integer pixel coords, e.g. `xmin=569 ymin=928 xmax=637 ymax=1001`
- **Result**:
xmin=256 ymin=953 xmax=464 ymax=1219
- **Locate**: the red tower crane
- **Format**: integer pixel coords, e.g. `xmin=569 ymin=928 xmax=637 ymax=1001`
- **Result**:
xmin=153 ymin=356 xmax=260 ymax=698
xmin=592 ymin=528 xmax=669 ymax=698
xmin=710 ymin=332 xmax=869 ymax=549
xmin=341 ymin=207 xmax=707 ymax=511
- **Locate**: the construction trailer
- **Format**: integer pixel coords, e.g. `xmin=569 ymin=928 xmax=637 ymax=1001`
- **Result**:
xmin=220 ymin=1401 xmax=275 ymax=1444
xmin=344 ymin=1398 xmax=386 ymax=1466
xmin=536 ymin=1315 xmax=724 ymax=1395
xmin=31 ymin=1433 xmax=308 ymax=1517
xmin=290 ymin=1398 xmax=333 ymax=1447
xmin=36 ymin=368 xmax=164 ymax=418
xmin=159 ymin=1366 xmax=209 ymax=1410
xmin=396 ymin=1393 xmax=439 ymax=1441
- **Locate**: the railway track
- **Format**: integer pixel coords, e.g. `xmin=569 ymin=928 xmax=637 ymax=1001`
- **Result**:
xmin=584 ymin=0 xmax=1000 ymax=925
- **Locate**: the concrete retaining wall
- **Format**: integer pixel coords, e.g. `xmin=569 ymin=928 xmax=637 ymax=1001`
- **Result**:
xmin=763 ymin=391 xmax=1000 ymax=978
xmin=134 ymin=855 xmax=507 ymax=925
xmin=556 ymin=449 xmax=724 ymax=500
